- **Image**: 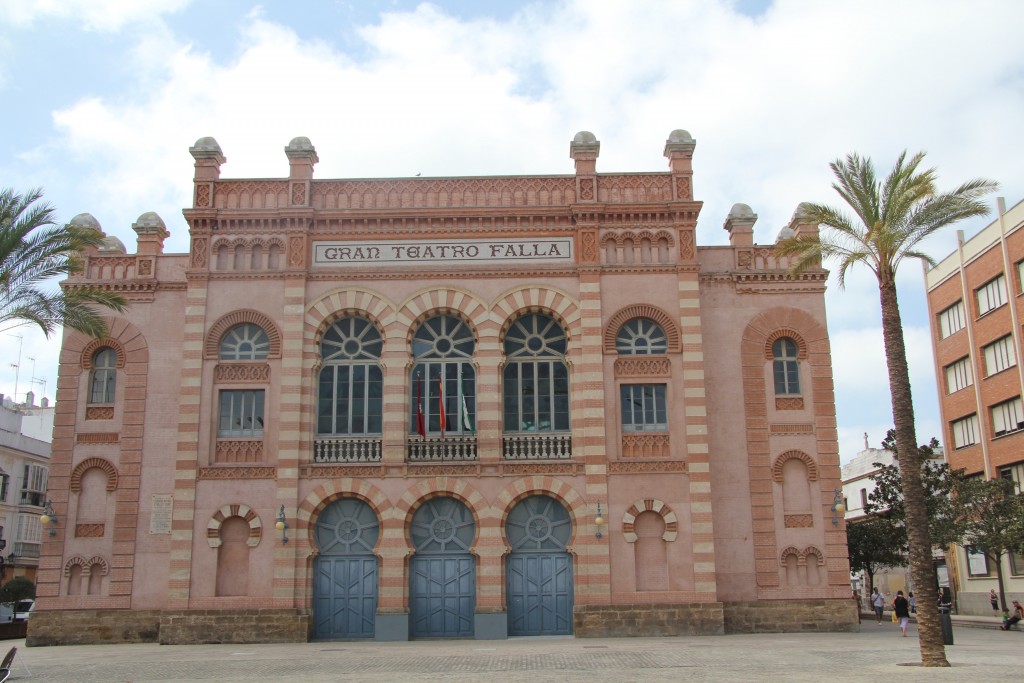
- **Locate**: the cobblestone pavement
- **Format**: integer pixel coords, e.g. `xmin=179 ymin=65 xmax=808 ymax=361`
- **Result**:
xmin=9 ymin=621 xmax=1023 ymax=682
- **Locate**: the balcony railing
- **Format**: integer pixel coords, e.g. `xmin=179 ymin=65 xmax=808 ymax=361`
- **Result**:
xmin=314 ymin=437 xmax=383 ymax=464
xmin=407 ymin=436 xmax=478 ymax=462
xmin=502 ymin=433 xmax=572 ymax=460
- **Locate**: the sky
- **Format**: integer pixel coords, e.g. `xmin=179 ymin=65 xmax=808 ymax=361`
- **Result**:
xmin=1 ymin=0 xmax=1023 ymax=464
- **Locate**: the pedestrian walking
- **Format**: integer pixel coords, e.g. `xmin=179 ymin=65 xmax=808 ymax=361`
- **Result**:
xmin=853 ymin=590 xmax=862 ymax=624
xmin=908 ymin=591 xmax=916 ymax=614
xmin=892 ymin=590 xmax=910 ymax=636
xmin=990 ymin=588 xmax=999 ymax=615
xmin=871 ymin=587 xmax=885 ymax=624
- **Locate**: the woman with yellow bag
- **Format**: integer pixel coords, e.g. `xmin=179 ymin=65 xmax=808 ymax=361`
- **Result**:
xmin=892 ymin=591 xmax=910 ymax=636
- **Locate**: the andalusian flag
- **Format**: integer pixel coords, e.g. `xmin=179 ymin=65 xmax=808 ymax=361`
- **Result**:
xmin=461 ymin=389 xmax=474 ymax=434
xmin=437 ymin=375 xmax=446 ymax=439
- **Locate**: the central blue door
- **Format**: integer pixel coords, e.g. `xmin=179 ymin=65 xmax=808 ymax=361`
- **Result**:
xmin=313 ymin=498 xmax=380 ymax=639
xmin=409 ymin=497 xmax=476 ymax=638
xmin=506 ymin=495 xmax=574 ymax=636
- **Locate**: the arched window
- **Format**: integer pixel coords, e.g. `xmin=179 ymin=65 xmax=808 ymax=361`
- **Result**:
xmin=503 ymin=313 xmax=569 ymax=433
xmin=617 ymin=318 xmax=667 ymax=432
xmin=219 ymin=323 xmax=270 ymax=361
xmin=318 ymin=316 xmax=384 ymax=435
xmin=615 ymin=318 xmax=667 ymax=355
xmin=89 ymin=348 xmax=117 ymax=404
xmin=410 ymin=315 xmax=476 ymax=436
xmin=772 ymin=337 xmax=800 ymax=395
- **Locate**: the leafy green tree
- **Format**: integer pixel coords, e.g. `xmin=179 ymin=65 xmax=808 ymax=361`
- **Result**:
xmin=778 ymin=151 xmax=997 ymax=666
xmin=846 ymin=515 xmax=906 ymax=599
xmin=868 ymin=431 xmax=967 ymax=548
xmin=955 ymin=477 xmax=1024 ymax=614
xmin=1 ymin=187 xmax=127 ymax=338
xmin=0 ymin=577 xmax=35 ymax=607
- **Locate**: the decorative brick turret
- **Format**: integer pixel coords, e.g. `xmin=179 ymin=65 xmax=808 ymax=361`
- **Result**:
xmin=133 ymin=211 xmax=169 ymax=255
xmin=569 ymin=131 xmax=599 ymax=202
xmin=663 ymin=129 xmax=696 ymax=200
xmin=724 ymin=203 xmax=757 ymax=248
xmin=286 ymin=136 xmax=318 ymax=207
xmin=190 ymin=136 xmax=224 ymax=209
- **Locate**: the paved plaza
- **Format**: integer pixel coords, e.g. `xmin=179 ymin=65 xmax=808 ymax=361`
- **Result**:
xmin=5 ymin=620 xmax=1022 ymax=682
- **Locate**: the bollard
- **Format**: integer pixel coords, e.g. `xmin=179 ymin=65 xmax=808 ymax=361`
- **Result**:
xmin=938 ymin=609 xmax=954 ymax=645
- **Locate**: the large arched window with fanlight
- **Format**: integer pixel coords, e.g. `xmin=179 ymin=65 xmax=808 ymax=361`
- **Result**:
xmin=317 ymin=316 xmax=384 ymax=435
xmin=409 ymin=314 xmax=476 ymax=437
xmin=502 ymin=313 xmax=570 ymax=433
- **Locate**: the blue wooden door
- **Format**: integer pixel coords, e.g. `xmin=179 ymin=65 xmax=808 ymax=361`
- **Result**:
xmin=505 ymin=495 xmax=574 ymax=636
xmin=312 ymin=498 xmax=380 ymax=639
xmin=313 ymin=556 xmax=378 ymax=639
xmin=409 ymin=497 xmax=476 ymax=638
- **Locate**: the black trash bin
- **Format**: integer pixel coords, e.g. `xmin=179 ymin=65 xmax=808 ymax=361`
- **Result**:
xmin=938 ymin=609 xmax=954 ymax=645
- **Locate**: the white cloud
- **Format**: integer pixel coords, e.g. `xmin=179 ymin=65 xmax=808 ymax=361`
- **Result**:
xmin=0 ymin=0 xmax=190 ymax=31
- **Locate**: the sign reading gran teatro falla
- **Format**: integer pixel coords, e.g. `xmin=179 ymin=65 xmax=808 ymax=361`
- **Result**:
xmin=313 ymin=237 xmax=574 ymax=266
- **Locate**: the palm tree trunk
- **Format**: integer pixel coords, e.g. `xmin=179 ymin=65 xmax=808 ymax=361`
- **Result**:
xmin=878 ymin=281 xmax=949 ymax=666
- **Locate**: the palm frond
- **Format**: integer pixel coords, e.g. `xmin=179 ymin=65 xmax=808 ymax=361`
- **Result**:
xmin=1 ymin=187 xmax=127 ymax=337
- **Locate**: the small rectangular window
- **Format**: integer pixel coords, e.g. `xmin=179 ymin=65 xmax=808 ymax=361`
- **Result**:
xmin=944 ymin=356 xmax=973 ymax=393
xmin=938 ymin=301 xmax=966 ymax=339
xmin=990 ymin=396 xmax=1024 ymax=437
xmin=620 ymin=384 xmax=668 ymax=432
xmin=998 ymin=461 xmax=1024 ymax=494
xmin=859 ymin=488 xmax=868 ymax=509
xmin=951 ymin=414 xmax=979 ymax=449
xmin=218 ymin=389 xmax=265 ymax=438
xmin=966 ymin=546 xmax=990 ymax=576
xmin=1017 ymin=260 xmax=1024 ymax=294
xmin=1011 ymin=548 xmax=1024 ymax=576
xmin=977 ymin=274 xmax=1008 ymax=316
xmin=983 ymin=335 xmax=1017 ymax=376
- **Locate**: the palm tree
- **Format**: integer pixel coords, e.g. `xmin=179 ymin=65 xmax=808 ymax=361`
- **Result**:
xmin=1 ymin=187 xmax=127 ymax=338
xmin=777 ymin=151 xmax=997 ymax=667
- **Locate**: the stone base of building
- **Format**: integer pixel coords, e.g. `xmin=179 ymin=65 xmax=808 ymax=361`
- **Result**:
xmin=722 ymin=599 xmax=859 ymax=634
xmin=573 ymin=603 xmax=726 ymax=637
xmin=26 ymin=609 xmax=310 ymax=646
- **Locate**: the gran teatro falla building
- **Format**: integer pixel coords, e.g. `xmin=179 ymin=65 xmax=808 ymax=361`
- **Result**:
xmin=28 ymin=130 xmax=857 ymax=645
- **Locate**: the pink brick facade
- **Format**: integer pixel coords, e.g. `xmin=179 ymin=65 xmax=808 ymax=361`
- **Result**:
xmin=29 ymin=131 xmax=855 ymax=645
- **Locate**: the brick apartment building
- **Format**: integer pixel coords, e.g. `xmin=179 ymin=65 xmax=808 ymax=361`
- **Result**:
xmin=925 ymin=197 xmax=1024 ymax=614
xmin=27 ymin=131 xmax=856 ymax=644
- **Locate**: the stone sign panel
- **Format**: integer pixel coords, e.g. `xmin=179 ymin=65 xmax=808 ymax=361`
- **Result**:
xmin=313 ymin=237 xmax=574 ymax=266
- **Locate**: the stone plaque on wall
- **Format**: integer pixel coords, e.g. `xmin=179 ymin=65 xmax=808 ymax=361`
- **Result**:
xmin=149 ymin=494 xmax=173 ymax=534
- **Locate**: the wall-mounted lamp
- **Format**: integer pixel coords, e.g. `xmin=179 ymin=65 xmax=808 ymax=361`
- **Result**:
xmin=275 ymin=505 xmax=289 ymax=544
xmin=594 ymin=502 xmax=605 ymax=540
xmin=831 ymin=488 xmax=846 ymax=527
xmin=40 ymin=500 xmax=58 ymax=537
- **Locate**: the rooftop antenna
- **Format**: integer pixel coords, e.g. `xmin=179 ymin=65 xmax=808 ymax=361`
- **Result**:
xmin=7 ymin=334 xmax=22 ymax=403
xmin=27 ymin=356 xmax=46 ymax=403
